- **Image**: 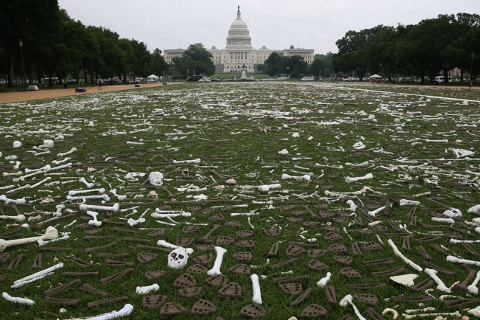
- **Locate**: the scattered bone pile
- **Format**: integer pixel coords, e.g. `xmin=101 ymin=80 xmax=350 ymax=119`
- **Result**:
xmin=0 ymin=82 xmax=480 ymax=319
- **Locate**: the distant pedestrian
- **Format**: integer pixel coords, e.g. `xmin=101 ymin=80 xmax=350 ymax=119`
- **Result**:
xmin=469 ymin=79 xmax=474 ymax=90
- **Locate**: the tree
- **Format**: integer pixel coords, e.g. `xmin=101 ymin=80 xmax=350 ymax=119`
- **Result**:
xmin=0 ymin=0 xmax=61 ymax=87
xmin=150 ymin=49 xmax=169 ymax=77
xmin=264 ymin=52 xmax=284 ymax=76
xmin=173 ymin=43 xmax=214 ymax=78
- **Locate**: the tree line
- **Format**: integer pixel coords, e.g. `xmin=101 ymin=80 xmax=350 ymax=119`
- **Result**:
xmin=333 ymin=13 xmax=480 ymax=83
xmin=0 ymin=0 xmax=168 ymax=87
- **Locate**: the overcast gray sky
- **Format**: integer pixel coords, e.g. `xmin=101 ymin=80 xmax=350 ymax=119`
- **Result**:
xmin=58 ymin=0 xmax=479 ymax=54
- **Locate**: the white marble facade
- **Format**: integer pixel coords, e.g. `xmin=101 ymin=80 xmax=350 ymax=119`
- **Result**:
xmin=164 ymin=6 xmax=314 ymax=73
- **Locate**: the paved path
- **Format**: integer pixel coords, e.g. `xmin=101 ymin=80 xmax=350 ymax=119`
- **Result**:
xmin=0 ymin=82 xmax=183 ymax=104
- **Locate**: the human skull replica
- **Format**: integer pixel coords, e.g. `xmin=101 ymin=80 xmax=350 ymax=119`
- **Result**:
xmin=149 ymin=171 xmax=164 ymax=186
xmin=167 ymin=247 xmax=189 ymax=269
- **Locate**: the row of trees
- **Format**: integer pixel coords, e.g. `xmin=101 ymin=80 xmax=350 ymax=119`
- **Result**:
xmin=333 ymin=13 xmax=480 ymax=83
xmin=263 ymin=52 xmax=335 ymax=79
xmin=0 ymin=0 xmax=169 ymax=87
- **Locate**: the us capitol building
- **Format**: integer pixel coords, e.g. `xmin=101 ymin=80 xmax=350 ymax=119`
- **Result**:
xmin=164 ymin=6 xmax=314 ymax=74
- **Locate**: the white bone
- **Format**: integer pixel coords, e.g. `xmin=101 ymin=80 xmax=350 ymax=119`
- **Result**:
xmin=388 ymin=239 xmax=423 ymax=271
xmin=156 ymin=240 xmax=193 ymax=254
xmin=431 ymin=217 xmax=454 ymax=224
xmin=172 ymin=158 xmax=201 ymax=164
xmin=54 ymin=204 xmax=65 ymax=217
xmin=399 ymin=199 xmax=421 ymax=206
xmin=468 ymin=204 xmax=480 ymax=215
xmin=57 ymin=147 xmax=77 ymax=158
xmin=467 ymin=270 xmax=480 ymax=294
xmin=67 ymin=194 xmax=110 ymax=202
xmin=403 ymin=312 xmax=461 ymax=320
xmin=136 ymin=283 xmax=159 ymax=295
xmin=110 ymin=189 xmax=127 ymax=201
xmin=469 ymin=306 xmax=480 ymax=317
xmin=207 ymin=246 xmax=227 ymax=276
xmin=390 ymin=274 xmax=418 ymax=287
xmin=0 ymin=195 xmax=26 ymax=205
xmin=258 ymin=184 xmax=281 ymax=192
xmin=79 ymin=203 xmax=119 ymax=212
xmin=339 ymin=294 xmax=366 ymax=320
xmin=151 ymin=210 xmax=191 ymax=218
xmin=86 ymin=211 xmax=102 ymax=227
xmin=382 ymin=308 xmax=398 ymax=319
xmin=70 ymin=303 xmax=133 ymax=320
xmin=2 ymin=171 xmax=22 ymax=177
xmin=424 ymin=268 xmax=450 ymax=293
xmin=52 ymin=157 xmax=71 ymax=165
xmin=231 ymin=211 xmax=259 ymax=217
xmin=0 ymin=214 xmax=25 ymax=222
xmin=79 ymin=177 xmax=94 ymax=188
xmin=12 ymin=262 xmax=63 ymax=288
xmin=345 ymin=173 xmax=373 ymax=183
xmin=443 ymin=208 xmax=462 ymax=218
xmin=127 ymin=218 xmax=145 ymax=227
xmin=148 ymin=172 xmax=164 ymax=186
xmin=282 ymin=173 xmax=310 ymax=181
xmin=251 ymin=273 xmax=262 ymax=305
xmin=68 ymin=188 xmax=105 ymax=196
xmin=316 ymin=272 xmax=331 ymax=288
xmin=368 ymin=205 xmax=387 ymax=217
xmin=38 ymin=233 xmax=70 ymax=247
xmin=0 ymin=226 xmax=58 ymax=252
xmin=2 ymin=292 xmax=35 ymax=305
xmin=346 ymin=200 xmax=357 ymax=212
xmin=446 ymin=255 xmax=480 ymax=267
xmin=5 ymin=184 xmax=31 ymax=194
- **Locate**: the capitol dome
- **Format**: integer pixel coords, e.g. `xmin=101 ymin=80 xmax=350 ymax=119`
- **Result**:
xmin=226 ymin=6 xmax=252 ymax=49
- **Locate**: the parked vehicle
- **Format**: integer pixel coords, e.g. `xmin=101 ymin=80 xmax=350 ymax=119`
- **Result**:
xmin=434 ymin=76 xmax=451 ymax=84
xmin=398 ymin=77 xmax=411 ymax=84
xmin=186 ymin=75 xmax=203 ymax=81
xmin=300 ymin=76 xmax=314 ymax=81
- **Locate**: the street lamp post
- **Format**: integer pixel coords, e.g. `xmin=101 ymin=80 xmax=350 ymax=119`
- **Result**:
xmin=19 ymin=39 xmax=26 ymax=87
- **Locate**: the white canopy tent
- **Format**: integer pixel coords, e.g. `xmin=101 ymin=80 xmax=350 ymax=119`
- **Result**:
xmin=147 ymin=74 xmax=160 ymax=83
xmin=369 ymin=74 xmax=382 ymax=79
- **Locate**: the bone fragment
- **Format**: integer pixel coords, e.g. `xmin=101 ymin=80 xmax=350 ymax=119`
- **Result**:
xmin=446 ymin=255 xmax=480 ymax=267
xmin=258 ymin=184 xmax=281 ymax=192
xmin=57 ymin=147 xmax=77 ymax=158
xmin=382 ymin=308 xmax=398 ymax=319
xmin=424 ymin=268 xmax=451 ymax=293
xmin=70 ymin=303 xmax=133 ymax=320
xmin=467 ymin=270 xmax=480 ymax=294
xmin=339 ymin=294 xmax=366 ymax=320
xmin=12 ymin=262 xmax=63 ymax=288
xmin=399 ymin=199 xmax=421 ymax=206
xmin=388 ymin=239 xmax=423 ymax=271
xmin=136 ymin=283 xmax=159 ymax=295
xmin=54 ymin=204 xmax=65 ymax=217
xmin=345 ymin=173 xmax=373 ymax=184
xmin=316 ymin=272 xmax=331 ymax=288
xmin=156 ymin=240 xmax=193 ymax=255
xmin=251 ymin=274 xmax=262 ymax=305
xmin=282 ymin=173 xmax=310 ymax=181
xmin=67 ymin=194 xmax=110 ymax=202
xmin=2 ymin=292 xmax=35 ymax=305
xmin=79 ymin=177 xmax=94 ymax=188
xmin=68 ymin=188 xmax=105 ymax=196
xmin=172 ymin=158 xmax=201 ymax=164
xmin=0 ymin=214 xmax=25 ymax=222
xmin=390 ymin=274 xmax=418 ymax=287
xmin=0 ymin=195 xmax=26 ymax=205
xmin=79 ymin=203 xmax=119 ymax=212
xmin=152 ymin=210 xmax=191 ymax=218
xmin=86 ymin=211 xmax=102 ymax=227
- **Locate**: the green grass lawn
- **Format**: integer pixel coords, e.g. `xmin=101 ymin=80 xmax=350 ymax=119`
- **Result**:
xmin=0 ymin=82 xmax=480 ymax=319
